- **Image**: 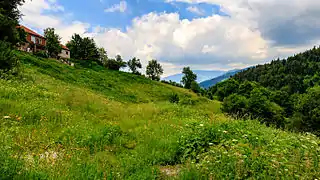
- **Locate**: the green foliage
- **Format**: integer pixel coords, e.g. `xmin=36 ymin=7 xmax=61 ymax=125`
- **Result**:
xmin=1 ymin=52 xmax=320 ymax=179
xmin=66 ymin=34 xmax=99 ymax=61
xmin=161 ymin=80 xmax=183 ymax=88
xmin=181 ymin=67 xmax=197 ymax=89
xmin=177 ymin=120 xmax=320 ymax=179
xmin=190 ymin=81 xmax=201 ymax=93
xmin=128 ymin=57 xmax=142 ymax=75
xmin=169 ymin=93 xmax=180 ymax=103
xmin=146 ymin=59 xmax=163 ymax=81
xmin=207 ymin=47 xmax=320 ymax=133
xmin=293 ymin=86 xmax=320 ymax=135
xmin=104 ymin=55 xmax=127 ymax=71
xmin=0 ymin=0 xmax=25 ymax=44
xmin=222 ymin=94 xmax=248 ymax=117
xmin=0 ymin=41 xmax=20 ymax=77
xmin=33 ymin=50 xmax=48 ymax=58
xmin=44 ymin=28 xmax=61 ymax=58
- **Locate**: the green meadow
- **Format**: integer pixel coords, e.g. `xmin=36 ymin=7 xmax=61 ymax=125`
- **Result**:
xmin=1 ymin=52 xmax=319 ymax=179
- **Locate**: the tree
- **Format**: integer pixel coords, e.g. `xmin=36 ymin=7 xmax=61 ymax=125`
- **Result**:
xmin=66 ymin=34 xmax=99 ymax=60
xmin=181 ymin=67 xmax=197 ymax=89
xmin=66 ymin=34 xmax=82 ymax=59
xmin=0 ymin=41 xmax=20 ymax=76
xmin=44 ymin=28 xmax=61 ymax=58
xmin=190 ymin=81 xmax=201 ymax=93
xmin=146 ymin=60 xmax=163 ymax=81
xmin=105 ymin=55 xmax=127 ymax=71
xmin=128 ymin=57 xmax=142 ymax=75
xmin=98 ymin=47 xmax=108 ymax=64
xmin=0 ymin=0 xmax=25 ymax=44
xmin=82 ymin=37 xmax=99 ymax=60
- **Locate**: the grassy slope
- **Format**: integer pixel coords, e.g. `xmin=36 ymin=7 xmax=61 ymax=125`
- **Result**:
xmin=0 ymin=52 xmax=319 ymax=179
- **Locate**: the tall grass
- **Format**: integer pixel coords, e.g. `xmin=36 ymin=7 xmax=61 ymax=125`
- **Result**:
xmin=0 ymin=52 xmax=319 ymax=179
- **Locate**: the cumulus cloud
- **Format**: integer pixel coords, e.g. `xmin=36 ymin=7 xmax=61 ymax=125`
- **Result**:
xmin=186 ymin=6 xmax=204 ymax=15
xmin=19 ymin=0 xmax=320 ymax=76
xmin=19 ymin=0 xmax=90 ymax=44
xmin=104 ymin=1 xmax=127 ymax=13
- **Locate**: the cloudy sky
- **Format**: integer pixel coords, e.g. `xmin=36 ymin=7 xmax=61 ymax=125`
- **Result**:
xmin=19 ymin=0 xmax=320 ymax=76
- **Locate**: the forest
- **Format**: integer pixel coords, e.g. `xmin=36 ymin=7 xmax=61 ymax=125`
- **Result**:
xmin=207 ymin=46 xmax=320 ymax=135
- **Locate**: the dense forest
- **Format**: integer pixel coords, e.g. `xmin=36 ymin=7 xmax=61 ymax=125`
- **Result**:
xmin=207 ymin=46 xmax=320 ymax=135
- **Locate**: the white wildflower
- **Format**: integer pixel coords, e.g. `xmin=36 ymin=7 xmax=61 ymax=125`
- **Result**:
xmin=52 ymin=152 xmax=58 ymax=159
xmin=200 ymin=124 xmax=204 ymax=127
xmin=3 ymin=116 xmax=10 ymax=119
xmin=223 ymin=130 xmax=228 ymax=134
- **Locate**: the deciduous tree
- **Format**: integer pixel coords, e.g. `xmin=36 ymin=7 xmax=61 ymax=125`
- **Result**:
xmin=146 ymin=60 xmax=163 ymax=81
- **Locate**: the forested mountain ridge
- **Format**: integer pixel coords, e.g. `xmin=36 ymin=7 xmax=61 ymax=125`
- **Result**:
xmin=233 ymin=46 xmax=320 ymax=94
xmin=207 ymin=46 xmax=320 ymax=135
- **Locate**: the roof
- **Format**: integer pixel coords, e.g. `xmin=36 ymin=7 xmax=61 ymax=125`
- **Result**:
xmin=61 ymin=44 xmax=69 ymax=50
xmin=17 ymin=25 xmax=45 ymax=39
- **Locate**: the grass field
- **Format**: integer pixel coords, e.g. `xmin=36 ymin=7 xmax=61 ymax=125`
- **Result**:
xmin=0 ymin=52 xmax=319 ymax=179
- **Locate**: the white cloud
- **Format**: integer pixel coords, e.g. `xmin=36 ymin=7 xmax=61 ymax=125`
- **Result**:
xmin=186 ymin=6 xmax=204 ymax=15
xmin=104 ymin=1 xmax=127 ymax=13
xmin=19 ymin=0 xmax=320 ymax=77
xmin=19 ymin=0 xmax=90 ymax=44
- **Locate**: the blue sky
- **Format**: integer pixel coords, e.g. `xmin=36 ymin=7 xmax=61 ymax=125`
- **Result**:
xmin=60 ymin=0 xmax=224 ymax=31
xmin=19 ymin=0 xmax=320 ymax=76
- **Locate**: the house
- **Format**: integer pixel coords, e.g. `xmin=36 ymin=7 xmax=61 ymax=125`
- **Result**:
xmin=17 ymin=25 xmax=46 ymax=53
xmin=58 ymin=44 xmax=71 ymax=59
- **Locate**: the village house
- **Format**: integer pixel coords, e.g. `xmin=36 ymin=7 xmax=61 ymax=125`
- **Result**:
xmin=58 ymin=44 xmax=71 ymax=59
xmin=17 ymin=25 xmax=46 ymax=53
xmin=17 ymin=25 xmax=71 ymax=60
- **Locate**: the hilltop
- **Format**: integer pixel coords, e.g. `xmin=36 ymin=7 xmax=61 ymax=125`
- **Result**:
xmin=1 ymin=52 xmax=320 ymax=179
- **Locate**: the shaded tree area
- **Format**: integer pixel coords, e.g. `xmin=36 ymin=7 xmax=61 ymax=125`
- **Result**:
xmin=0 ymin=0 xmax=26 ymax=77
xmin=207 ymin=46 xmax=320 ymax=135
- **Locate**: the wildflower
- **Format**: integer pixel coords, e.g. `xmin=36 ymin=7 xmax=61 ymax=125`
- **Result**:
xmin=52 ymin=152 xmax=58 ymax=159
xmin=223 ymin=130 xmax=228 ymax=134
xmin=200 ymin=124 xmax=204 ymax=127
xmin=3 ymin=116 xmax=10 ymax=119
xmin=40 ymin=154 xmax=45 ymax=159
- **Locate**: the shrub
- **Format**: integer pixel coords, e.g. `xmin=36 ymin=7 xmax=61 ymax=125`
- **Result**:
xmin=33 ymin=51 xmax=48 ymax=58
xmin=190 ymin=81 xmax=201 ymax=93
xmin=169 ymin=93 xmax=180 ymax=103
xmin=0 ymin=41 xmax=20 ymax=77
xmin=222 ymin=94 xmax=249 ymax=117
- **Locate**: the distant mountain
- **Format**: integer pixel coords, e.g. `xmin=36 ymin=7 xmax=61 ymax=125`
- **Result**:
xmin=200 ymin=69 xmax=245 ymax=89
xmin=163 ymin=70 xmax=226 ymax=84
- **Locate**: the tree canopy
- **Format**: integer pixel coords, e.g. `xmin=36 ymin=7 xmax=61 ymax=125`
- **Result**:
xmin=181 ymin=67 xmax=197 ymax=89
xmin=44 ymin=28 xmax=61 ymax=58
xmin=0 ymin=0 xmax=25 ymax=44
xmin=207 ymin=46 xmax=320 ymax=135
xmin=146 ymin=60 xmax=163 ymax=81
xmin=128 ymin=57 xmax=142 ymax=75
xmin=66 ymin=34 xmax=99 ymax=60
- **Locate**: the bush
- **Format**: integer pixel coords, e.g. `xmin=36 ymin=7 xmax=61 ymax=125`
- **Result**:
xmin=222 ymin=94 xmax=248 ymax=117
xmin=0 ymin=41 xmax=20 ymax=77
xmin=190 ymin=81 xmax=201 ymax=93
xmin=33 ymin=51 xmax=48 ymax=58
xmin=169 ymin=93 xmax=180 ymax=103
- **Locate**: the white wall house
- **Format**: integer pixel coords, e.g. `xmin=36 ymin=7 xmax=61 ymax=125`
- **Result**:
xmin=58 ymin=45 xmax=70 ymax=59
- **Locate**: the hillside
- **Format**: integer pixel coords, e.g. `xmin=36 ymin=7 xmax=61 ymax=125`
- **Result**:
xmin=208 ymin=46 xmax=320 ymax=135
xmin=200 ymin=69 xmax=243 ymax=89
xmin=1 ymin=52 xmax=320 ymax=179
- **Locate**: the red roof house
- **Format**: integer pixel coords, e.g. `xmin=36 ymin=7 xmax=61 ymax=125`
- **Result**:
xmin=17 ymin=25 xmax=46 ymax=52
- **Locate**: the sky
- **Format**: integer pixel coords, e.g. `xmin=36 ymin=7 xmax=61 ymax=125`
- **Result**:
xmin=18 ymin=0 xmax=320 ymax=76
